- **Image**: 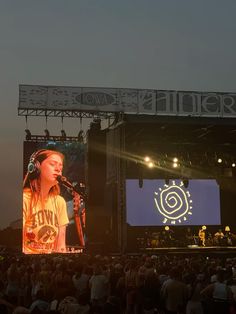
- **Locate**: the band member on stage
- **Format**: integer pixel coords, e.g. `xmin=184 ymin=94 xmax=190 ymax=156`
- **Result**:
xmin=198 ymin=225 xmax=206 ymax=247
xmin=23 ymin=149 xmax=69 ymax=254
xmin=185 ymin=227 xmax=194 ymax=245
xmin=161 ymin=226 xmax=175 ymax=247
xmin=214 ymin=228 xmax=224 ymax=246
xmin=224 ymin=226 xmax=233 ymax=246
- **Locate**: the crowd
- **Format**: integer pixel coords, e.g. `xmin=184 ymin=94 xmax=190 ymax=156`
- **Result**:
xmin=0 ymin=253 xmax=236 ymax=314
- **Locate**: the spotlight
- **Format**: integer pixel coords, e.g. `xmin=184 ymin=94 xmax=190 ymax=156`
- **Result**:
xmin=90 ymin=117 xmax=101 ymax=131
xmin=183 ymin=179 xmax=189 ymax=188
xmin=217 ymin=158 xmax=223 ymax=164
xmin=173 ymin=157 xmax=178 ymax=163
xmin=164 ymin=226 xmax=170 ymax=231
xmin=144 ymin=156 xmax=150 ymax=162
xmin=44 ymin=129 xmax=50 ymax=140
xmin=139 ymin=178 xmax=143 ymax=188
xmin=25 ymin=129 xmax=31 ymax=140
xmin=225 ymin=226 xmax=230 ymax=232
xmin=172 ymin=162 xmax=179 ymax=168
xmin=61 ymin=130 xmax=66 ymax=141
xmin=78 ymin=130 xmax=84 ymax=143
xmin=147 ymin=162 xmax=154 ymax=168
xmin=232 ymin=163 xmax=236 ymax=168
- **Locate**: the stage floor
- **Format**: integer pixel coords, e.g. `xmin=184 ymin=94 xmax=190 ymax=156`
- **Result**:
xmin=138 ymin=246 xmax=236 ymax=256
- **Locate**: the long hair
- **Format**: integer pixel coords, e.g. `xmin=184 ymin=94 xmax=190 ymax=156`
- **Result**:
xmin=23 ymin=149 xmax=65 ymax=212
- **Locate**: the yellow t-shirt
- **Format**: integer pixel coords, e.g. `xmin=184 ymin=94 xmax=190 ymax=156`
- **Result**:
xmin=23 ymin=191 xmax=69 ymax=254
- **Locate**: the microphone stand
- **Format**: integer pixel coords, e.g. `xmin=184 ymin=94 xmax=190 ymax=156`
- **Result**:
xmin=57 ymin=176 xmax=85 ymax=247
xmin=72 ymin=191 xmax=85 ymax=247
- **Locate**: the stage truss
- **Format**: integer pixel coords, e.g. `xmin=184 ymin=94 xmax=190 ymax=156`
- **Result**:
xmin=18 ymin=108 xmax=115 ymax=119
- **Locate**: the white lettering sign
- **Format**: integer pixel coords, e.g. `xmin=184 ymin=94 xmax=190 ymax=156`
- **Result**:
xmin=19 ymin=85 xmax=236 ymax=118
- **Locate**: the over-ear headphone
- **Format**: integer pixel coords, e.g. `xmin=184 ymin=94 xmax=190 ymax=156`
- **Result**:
xmin=27 ymin=149 xmax=46 ymax=176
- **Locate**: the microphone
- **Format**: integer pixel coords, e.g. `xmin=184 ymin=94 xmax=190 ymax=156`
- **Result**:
xmin=57 ymin=175 xmax=86 ymax=200
xmin=57 ymin=175 xmax=74 ymax=190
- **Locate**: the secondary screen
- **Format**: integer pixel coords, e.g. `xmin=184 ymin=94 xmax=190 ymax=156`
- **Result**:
xmin=126 ymin=179 xmax=221 ymax=226
xmin=23 ymin=141 xmax=85 ymax=254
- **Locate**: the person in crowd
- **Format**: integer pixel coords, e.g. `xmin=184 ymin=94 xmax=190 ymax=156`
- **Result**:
xmin=5 ymin=261 xmax=20 ymax=305
xmin=124 ymin=260 xmax=138 ymax=314
xmin=28 ymin=289 xmax=49 ymax=313
xmin=23 ymin=149 xmax=69 ymax=254
xmin=161 ymin=266 xmax=189 ymax=314
xmin=72 ymin=263 xmax=90 ymax=301
xmin=109 ymin=263 xmax=124 ymax=297
xmin=186 ymin=273 xmax=205 ymax=314
xmin=89 ymin=264 xmax=109 ymax=312
xmin=12 ymin=306 xmax=29 ymax=314
xmin=201 ymin=268 xmax=233 ymax=314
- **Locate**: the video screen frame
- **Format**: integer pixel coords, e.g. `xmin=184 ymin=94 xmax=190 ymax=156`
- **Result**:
xmin=23 ymin=141 xmax=86 ymax=254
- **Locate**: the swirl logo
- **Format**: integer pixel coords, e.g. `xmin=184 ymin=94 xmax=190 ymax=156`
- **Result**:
xmin=154 ymin=180 xmax=192 ymax=225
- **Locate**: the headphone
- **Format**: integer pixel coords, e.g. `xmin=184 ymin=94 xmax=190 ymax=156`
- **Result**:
xmin=27 ymin=149 xmax=46 ymax=176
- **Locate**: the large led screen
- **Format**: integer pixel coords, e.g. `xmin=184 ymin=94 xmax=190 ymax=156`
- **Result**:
xmin=23 ymin=141 xmax=85 ymax=254
xmin=126 ymin=179 xmax=221 ymax=226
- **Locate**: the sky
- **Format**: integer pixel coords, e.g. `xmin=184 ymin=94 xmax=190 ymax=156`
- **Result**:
xmin=0 ymin=0 xmax=235 ymax=229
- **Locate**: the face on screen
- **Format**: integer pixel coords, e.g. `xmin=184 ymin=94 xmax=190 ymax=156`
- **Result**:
xmin=126 ymin=179 xmax=221 ymax=226
xmin=40 ymin=154 xmax=63 ymax=185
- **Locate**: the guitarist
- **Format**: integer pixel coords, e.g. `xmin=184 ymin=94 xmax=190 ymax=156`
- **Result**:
xmin=198 ymin=225 xmax=206 ymax=247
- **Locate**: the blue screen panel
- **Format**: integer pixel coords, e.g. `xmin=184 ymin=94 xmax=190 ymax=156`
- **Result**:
xmin=126 ymin=179 xmax=221 ymax=226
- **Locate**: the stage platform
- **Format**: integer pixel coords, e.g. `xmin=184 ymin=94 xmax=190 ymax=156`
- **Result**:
xmin=137 ymin=246 xmax=236 ymax=257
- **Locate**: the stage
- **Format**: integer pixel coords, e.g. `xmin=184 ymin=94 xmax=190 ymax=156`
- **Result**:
xmin=137 ymin=246 xmax=236 ymax=257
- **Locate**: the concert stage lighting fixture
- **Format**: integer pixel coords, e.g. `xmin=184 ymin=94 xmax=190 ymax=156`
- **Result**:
xmin=165 ymin=178 xmax=170 ymax=185
xmin=25 ymin=129 xmax=31 ymax=140
xmin=144 ymin=156 xmax=150 ymax=162
xmin=78 ymin=130 xmax=84 ymax=143
xmin=183 ymin=179 xmax=189 ymax=188
xmin=44 ymin=129 xmax=50 ymax=139
xmin=61 ymin=129 xmax=66 ymax=141
xmin=147 ymin=162 xmax=154 ymax=168
xmin=217 ymin=158 xmax=223 ymax=163
xmin=225 ymin=226 xmax=230 ymax=232
xmin=90 ymin=117 xmax=101 ymax=132
xmin=232 ymin=163 xmax=236 ymax=168
xmin=138 ymin=178 xmax=143 ymax=188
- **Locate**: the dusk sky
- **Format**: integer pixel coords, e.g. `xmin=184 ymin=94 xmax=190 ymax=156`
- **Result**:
xmin=0 ymin=1 xmax=235 ymax=229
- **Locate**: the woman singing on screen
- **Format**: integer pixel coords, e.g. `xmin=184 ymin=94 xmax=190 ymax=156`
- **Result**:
xmin=23 ymin=149 xmax=69 ymax=254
